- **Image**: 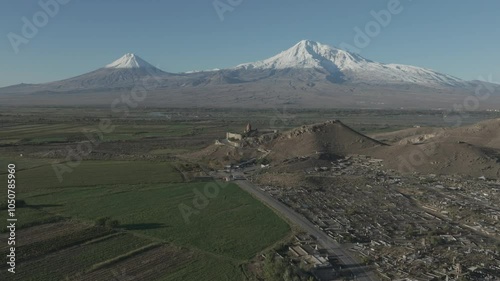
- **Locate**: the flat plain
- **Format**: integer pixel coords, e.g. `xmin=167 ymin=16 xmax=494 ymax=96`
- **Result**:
xmin=0 ymin=108 xmax=301 ymax=280
xmin=1 ymin=107 xmax=499 ymax=280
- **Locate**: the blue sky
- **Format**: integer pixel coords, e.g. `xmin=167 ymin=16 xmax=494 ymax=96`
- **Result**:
xmin=0 ymin=0 xmax=499 ymax=87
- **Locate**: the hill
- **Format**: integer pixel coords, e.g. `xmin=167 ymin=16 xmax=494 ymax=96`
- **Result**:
xmin=190 ymin=118 xmax=500 ymax=179
xmin=268 ymin=120 xmax=386 ymax=161
xmin=368 ymin=119 xmax=500 ymax=178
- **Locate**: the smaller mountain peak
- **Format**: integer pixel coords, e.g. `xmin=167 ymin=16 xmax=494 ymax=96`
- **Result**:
xmin=105 ymin=53 xmax=156 ymax=69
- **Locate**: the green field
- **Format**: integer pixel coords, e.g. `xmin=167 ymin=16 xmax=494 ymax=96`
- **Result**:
xmin=0 ymin=160 xmax=183 ymax=192
xmin=0 ymin=234 xmax=152 ymax=281
xmin=23 ymin=180 xmax=289 ymax=260
xmin=0 ymin=122 xmax=212 ymax=144
xmin=159 ymin=254 xmax=244 ymax=281
xmin=0 ymin=158 xmax=290 ymax=280
xmin=0 ymin=207 xmax=62 ymax=232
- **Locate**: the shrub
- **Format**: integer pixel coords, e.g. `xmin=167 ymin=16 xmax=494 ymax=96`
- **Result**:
xmin=17 ymin=199 xmax=26 ymax=207
xmin=95 ymin=217 xmax=111 ymax=227
xmin=94 ymin=217 xmax=120 ymax=228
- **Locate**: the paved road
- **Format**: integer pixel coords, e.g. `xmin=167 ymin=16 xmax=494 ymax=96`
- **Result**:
xmin=235 ymin=179 xmax=379 ymax=281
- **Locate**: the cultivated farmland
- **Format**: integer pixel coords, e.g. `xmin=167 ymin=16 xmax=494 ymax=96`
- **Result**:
xmin=0 ymin=109 xmax=292 ymax=280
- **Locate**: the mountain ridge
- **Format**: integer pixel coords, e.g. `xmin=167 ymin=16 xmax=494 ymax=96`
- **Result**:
xmin=1 ymin=40 xmax=498 ymax=108
xmin=233 ymin=40 xmax=465 ymax=87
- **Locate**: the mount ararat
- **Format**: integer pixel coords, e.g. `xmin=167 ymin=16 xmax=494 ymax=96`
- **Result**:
xmin=1 ymin=40 xmax=498 ymax=109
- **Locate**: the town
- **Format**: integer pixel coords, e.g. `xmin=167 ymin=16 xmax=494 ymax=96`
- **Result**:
xmin=239 ymin=154 xmax=500 ymax=280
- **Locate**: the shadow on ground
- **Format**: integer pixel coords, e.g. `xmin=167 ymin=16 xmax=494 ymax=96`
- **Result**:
xmin=120 ymin=223 xmax=168 ymax=230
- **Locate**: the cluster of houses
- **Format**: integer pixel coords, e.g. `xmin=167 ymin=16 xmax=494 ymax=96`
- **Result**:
xmin=258 ymin=154 xmax=500 ymax=280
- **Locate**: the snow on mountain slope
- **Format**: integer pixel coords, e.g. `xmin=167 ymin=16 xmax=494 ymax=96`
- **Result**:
xmin=236 ymin=40 xmax=366 ymax=70
xmin=235 ymin=40 xmax=465 ymax=87
xmin=2 ymin=42 xmax=492 ymax=109
xmin=1 ymin=53 xmax=169 ymax=92
xmin=105 ymin=53 xmax=157 ymax=69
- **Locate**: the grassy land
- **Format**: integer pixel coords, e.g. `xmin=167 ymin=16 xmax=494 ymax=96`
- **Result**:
xmin=0 ymin=226 xmax=115 ymax=262
xmin=0 ymin=156 xmax=290 ymax=280
xmin=149 ymin=148 xmax=194 ymax=155
xmin=0 ymin=207 xmax=63 ymax=233
xmin=64 ymin=244 xmax=244 ymax=281
xmin=0 ymin=234 xmax=152 ymax=281
xmin=23 ymin=180 xmax=290 ymax=261
xmin=0 ymin=160 xmax=184 ymax=192
xmin=0 ymin=122 xmax=214 ymax=144
xmin=159 ymin=254 xmax=244 ymax=281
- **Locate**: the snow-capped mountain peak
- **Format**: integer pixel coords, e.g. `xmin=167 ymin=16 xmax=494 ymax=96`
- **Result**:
xmin=105 ymin=53 xmax=156 ymax=69
xmin=236 ymin=39 xmax=366 ymax=71
xmin=235 ymin=40 xmax=465 ymax=87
